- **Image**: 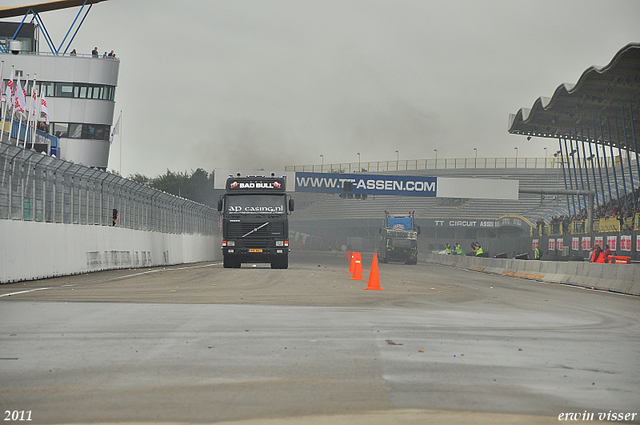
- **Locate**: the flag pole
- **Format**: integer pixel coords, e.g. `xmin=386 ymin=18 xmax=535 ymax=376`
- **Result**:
xmin=31 ymin=85 xmax=40 ymax=149
xmin=25 ymin=73 xmax=36 ymax=149
xmin=39 ymin=90 xmax=50 ymax=154
xmin=17 ymin=73 xmax=27 ymax=146
xmin=119 ymin=110 xmax=122 ymax=175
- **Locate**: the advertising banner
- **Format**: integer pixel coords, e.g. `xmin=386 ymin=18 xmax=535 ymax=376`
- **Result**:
xmin=594 ymin=236 xmax=603 ymax=248
xmin=293 ymin=172 xmax=519 ymax=199
xmin=218 ymin=171 xmax=519 ymax=199
xmin=436 ymin=177 xmax=519 ymax=200
xmin=294 ymin=172 xmax=437 ymax=197
xmin=607 ymin=235 xmax=617 ymax=251
xmin=423 ymin=216 xmax=529 ymax=231
xmin=621 ymin=235 xmax=631 ymax=251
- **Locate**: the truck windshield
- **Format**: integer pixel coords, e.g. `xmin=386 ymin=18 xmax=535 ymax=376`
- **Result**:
xmin=226 ymin=195 xmax=286 ymax=215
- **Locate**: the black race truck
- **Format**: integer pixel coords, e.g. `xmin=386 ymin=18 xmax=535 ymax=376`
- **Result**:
xmin=217 ymin=175 xmax=294 ymax=269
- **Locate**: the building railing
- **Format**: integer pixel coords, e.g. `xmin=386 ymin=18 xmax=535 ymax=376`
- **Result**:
xmin=1 ymin=50 xmax=121 ymax=61
xmin=532 ymin=216 xmax=638 ymax=236
xmin=0 ymin=144 xmax=217 ymax=235
xmin=1 ymin=118 xmax=59 ymax=156
xmin=286 ymin=156 xmax=620 ymax=173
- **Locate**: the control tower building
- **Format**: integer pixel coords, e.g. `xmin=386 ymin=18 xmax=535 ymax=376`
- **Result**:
xmin=0 ymin=0 xmax=118 ymax=170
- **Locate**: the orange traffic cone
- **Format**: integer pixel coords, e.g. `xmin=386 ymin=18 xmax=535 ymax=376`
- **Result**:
xmin=350 ymin=252 xmax=364 ymax=281
xmin=364 ymin=254 xmax=383 ymax=290
xmin=348 ymin=251 xmax=357 ymax=273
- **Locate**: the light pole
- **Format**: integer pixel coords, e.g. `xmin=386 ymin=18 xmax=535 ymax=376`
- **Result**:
xmin=473 ymin=148 xmax=477 ymax=168
xmin=357 ymin=152 xmax=360 ymax=172
xmin=434 ymin=149 xmax=438 ymax=169
xmin=320 ymin=154 xmax=324 ymax=172
xmin=543 ymin=147 xmax=547 ymax=168
xmin=514 ymin=147 xmax=519 ymax=167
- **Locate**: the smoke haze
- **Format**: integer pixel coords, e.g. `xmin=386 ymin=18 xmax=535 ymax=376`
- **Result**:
xmin=4 ymin=0 xmax=640 ymax=176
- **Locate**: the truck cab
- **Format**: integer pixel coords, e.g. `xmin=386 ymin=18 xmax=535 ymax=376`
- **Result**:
xmin=378 ymin=211 xmax=419 ymax=265
xmin=218 ymin=175 xmax=294 ymax=269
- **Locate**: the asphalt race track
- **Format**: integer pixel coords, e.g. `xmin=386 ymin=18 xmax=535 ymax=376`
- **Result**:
xmin=1 ymin=251 xmax=639 ymax=425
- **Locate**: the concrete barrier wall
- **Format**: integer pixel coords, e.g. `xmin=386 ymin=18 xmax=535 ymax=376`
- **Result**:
xmin=0 ymin=220 xmax=221 ymax=284
xmin=424 ymin=253 xmax=639 ymax=296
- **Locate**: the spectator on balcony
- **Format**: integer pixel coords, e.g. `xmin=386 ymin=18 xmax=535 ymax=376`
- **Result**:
xmin=615 ymin=207 xmax=625 ymax=231
xmin=561 ymin=216 xmax=569 ymax=234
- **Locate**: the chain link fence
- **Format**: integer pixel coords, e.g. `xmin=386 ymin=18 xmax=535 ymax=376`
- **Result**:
xmin=0 ymin=144 xmax=218 ymax=235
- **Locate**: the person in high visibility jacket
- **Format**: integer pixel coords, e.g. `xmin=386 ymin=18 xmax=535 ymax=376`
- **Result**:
xmin=445 ymin=243 xmax=452 ymax=255
xmin=473 ymin=242 xmax=483 ymax=256
xmin=534 ymin=246 xmax=540 ymax=260
xmin=591 ymin=244 xmax=604 ymax=263
xmin=455 ymin=243 xmax=463 ymax=255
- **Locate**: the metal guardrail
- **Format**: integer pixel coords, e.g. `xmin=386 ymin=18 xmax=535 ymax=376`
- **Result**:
xmin=0 ymin=144 xmax=217 ymax=235
xmin=286 ymin=156 xmax=620 ymax=173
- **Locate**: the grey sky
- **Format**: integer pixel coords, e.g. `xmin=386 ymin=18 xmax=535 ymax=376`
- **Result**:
xmin=6 ymin=0 xmax=640 ymax=177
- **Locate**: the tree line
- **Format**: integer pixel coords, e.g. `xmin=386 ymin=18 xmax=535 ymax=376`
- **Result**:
xmin=129 ymin=168 xmax=219 ymax=208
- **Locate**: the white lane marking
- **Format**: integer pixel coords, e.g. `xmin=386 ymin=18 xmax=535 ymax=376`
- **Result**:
xmin=0 ymin=262 xmax=222 ymax=298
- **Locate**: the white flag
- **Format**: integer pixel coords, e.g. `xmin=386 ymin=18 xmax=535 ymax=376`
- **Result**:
xmin=15 ymin=78 xmax=26 ymax=117
xmin=4 ymin=71 xmax=13 ymax=109
xmin=21 ymin=80 xmax=27 ymax=104
xmin=40 ymin=93 xmax=49 ymax=125
xmin=110 ymin=113 xmax=121 ymax=143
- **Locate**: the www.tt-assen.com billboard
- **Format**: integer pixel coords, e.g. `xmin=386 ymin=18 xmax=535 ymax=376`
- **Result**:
xmin=295 ymin=172 xmax=437 ymax=197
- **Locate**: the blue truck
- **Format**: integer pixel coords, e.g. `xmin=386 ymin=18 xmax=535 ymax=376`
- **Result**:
xmin=377 ymin=211 xmax=420 ymax=265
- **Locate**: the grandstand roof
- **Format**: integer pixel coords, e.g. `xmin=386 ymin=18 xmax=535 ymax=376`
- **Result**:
xmin=508 ymin=43 xmax=640 ymax=145
xmin=0 ymin=0 xmax=108 ymax=19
